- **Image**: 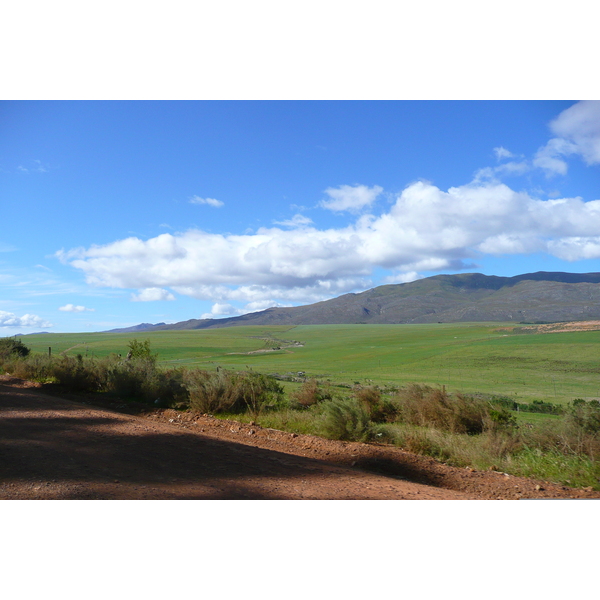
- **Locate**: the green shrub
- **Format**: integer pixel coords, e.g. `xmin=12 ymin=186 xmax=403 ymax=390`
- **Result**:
xmin=103 ymin=357 xmax=167 ymax=401
xmin=236 ymin=372 xmax=285 ymax=420
xmin=487 ymin=406 xmax=518 ymax=430
xmin=0 ymin=337 xmax=30 ymax=360
xmin=51 ymin=354 xmax=101 ymax=392
xmin=184 ymin=369 xmax=244 ymax=413
xmin=319 ymin=397 xmax=372 ymax=442
xmin=3 ymin=353 xmax=54 ymax=382
xmin=126 ymin=339 xmax=156 ymax=361
xmin=183 ymin=369 xmax=283 ymax=417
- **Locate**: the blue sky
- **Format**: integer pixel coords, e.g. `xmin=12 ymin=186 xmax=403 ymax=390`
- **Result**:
xmin=2 ymin=100 xmax=600 ymax=334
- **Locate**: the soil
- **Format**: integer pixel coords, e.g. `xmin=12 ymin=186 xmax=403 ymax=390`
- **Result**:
xmin=2 ymin=375 xmax=599 ymax=500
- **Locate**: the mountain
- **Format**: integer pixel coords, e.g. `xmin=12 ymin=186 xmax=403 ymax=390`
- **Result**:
xmin=105 ymin=271 xmax=600 ymax=332
xmin=105 ymin=322 xmax=166 ymax=333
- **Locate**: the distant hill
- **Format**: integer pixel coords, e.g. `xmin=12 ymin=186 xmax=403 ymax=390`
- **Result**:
xmin=105 ymin=272 xmax=600 ymax=332
xmin=105 ymin=322 xmax=166 ymax=334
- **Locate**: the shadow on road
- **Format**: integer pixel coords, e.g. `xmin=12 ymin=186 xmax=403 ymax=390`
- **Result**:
xmin=0 ymin=383 xmax=446 ymax=499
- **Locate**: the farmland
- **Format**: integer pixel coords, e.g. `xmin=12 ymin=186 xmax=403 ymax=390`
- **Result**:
xmin=21 ymin=322 xmax=600 ymax=405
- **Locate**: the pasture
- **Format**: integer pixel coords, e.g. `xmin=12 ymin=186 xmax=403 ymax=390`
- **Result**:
xmin=20 ymin=322 xmax=600 ymax=405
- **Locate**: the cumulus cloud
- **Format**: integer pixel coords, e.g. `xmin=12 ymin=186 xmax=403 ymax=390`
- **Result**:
xmin=0 ymin=311 xmax=52 ymax=328
xmin=58 ymin=176 xmax=600 ymax=309
xmin=320 ymin=184 xmax=383 ymax=213
xmin=549 ymin=100 xmax=600 ymax=165
xmin=59 ymin=304 xmax=95 ymax=312
xmin=130 ymin=288 xmax=176 ymax=302
xmin=190 ymin=195 xmax=224 ymax=208
xmin=534 ymin=101 xmax=600 ymax=176
xmin=383 ymin=271 xmax=423 ymax=284
xmin=201 ymin=302 xmax=243 ymax=319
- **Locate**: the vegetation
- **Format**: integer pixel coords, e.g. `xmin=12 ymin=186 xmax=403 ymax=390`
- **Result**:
xmin=0 ymin=337 xmax=30 ymax=359
xmin=3 ymin=324 xmax=600 ymax=489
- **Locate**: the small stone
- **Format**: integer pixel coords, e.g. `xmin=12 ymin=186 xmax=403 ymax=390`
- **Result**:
xmin=535 ymin=484 xmax=544 ymax=491
xmin=290 ymin=433 xmax=298 ymax=438
xmin=248 ymin=429 xmax=255 ymax=435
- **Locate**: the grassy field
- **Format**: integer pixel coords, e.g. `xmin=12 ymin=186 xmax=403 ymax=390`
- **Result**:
xmin=19 ymin=322 xmax=600 ymax=405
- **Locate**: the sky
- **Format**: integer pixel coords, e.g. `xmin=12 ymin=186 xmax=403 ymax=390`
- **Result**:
xmin=1 ymin=99 xmax=600 ymax=334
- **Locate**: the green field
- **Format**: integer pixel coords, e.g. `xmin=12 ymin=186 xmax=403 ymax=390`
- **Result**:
xmin=20 ymin=322 xmax=600 ymax=404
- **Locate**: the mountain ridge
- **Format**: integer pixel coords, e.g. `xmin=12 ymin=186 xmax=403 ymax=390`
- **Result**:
xmin=104 ymin=271 xmax=600 ymax=332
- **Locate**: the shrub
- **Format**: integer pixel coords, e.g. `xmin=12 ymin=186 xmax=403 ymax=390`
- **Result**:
xmin=487 ymin=406 xmax=518 ymax=430
xmin=51 ymin=354 xmax=101 ymax=392
xmin=394 ymin=384 xmax=489 ymax=434
xmin=319 ymin=397 xmax=372 ymax=442
xmin=236 ymin=372 xmax=285 ymax=420
xmin=354 ymin=386 xmax=381 ymax=414
xmin=0 ymin=337 xmax=30 ymax=360
xmin=183 ymin=369 xmax=284 ymax=417
xmin=3 ymin=353 xmax=54 ymax=381
xmin=126 ymin=339 xmax=156 ymax=361
xmin=103 ymin=357 xmax=171 ymax=402
xmin=291 ymin=378 xmax=334 ymax=407
xmin=184 ymin=369 xmax=243 ymax=413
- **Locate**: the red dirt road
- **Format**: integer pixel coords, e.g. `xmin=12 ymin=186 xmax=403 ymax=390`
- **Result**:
xmin=1 ymin=376 xmax=598 ymax=500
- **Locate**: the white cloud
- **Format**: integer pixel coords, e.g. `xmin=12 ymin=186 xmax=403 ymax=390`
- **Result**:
xmin=201 ymin=302 xmax=244 ymax=319
xmin=383 ymin=271 xmax=422 ymax=284
xmin=273 ymin=214 xmax=313 ymax=228
xmin=189 ymin=195 xmax=224 ymax=208
xmin=494 ymin=146 xmax=514 ymax=160
xmin=534 ymin=101 xmax=600 ymax=175
xmin=0 ymin=311 xmax=52 ymax=328
xmin=59 ymin=176 xmax=600 ymax=310
xmin=59 ymin=304 xmax=95 ymax=312
xmin=549 ymin=100 xmax=600 ymax=165
xmin=130 ymin=288 xmax=176 ymax=302
xmin=320 ymin=184 xmax=383 ymax=213
xmin=474 ymin=160 xmax=530 ymax=183
xmin=16 ymin=160 xmax=49 ymax=174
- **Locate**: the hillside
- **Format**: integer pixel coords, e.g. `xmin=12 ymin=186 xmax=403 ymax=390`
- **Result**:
xmin=108 ymin=271 xmax=600 ymax=332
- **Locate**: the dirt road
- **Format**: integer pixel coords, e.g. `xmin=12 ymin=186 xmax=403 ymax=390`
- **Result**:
xmin=1 ymin=376 xmax=598 ymax=500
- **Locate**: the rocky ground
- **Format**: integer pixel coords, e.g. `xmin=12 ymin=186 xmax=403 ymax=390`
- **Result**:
xmin=1 ymin=375 xmax=599 ymax=500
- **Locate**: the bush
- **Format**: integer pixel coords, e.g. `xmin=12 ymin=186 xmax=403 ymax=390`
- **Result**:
xmin=394 ymin=384 xmax=489 ymax=434
xmin=183 ymin=369 xmax=284 ymax=417
xmin=236 ymin=372 xmax=285 ymax=420
xmin=354 ymin=386 xmax=381 ymax=414
xmin=0 ymin=337 xmax=31 ymax=360
xmin=51 ymin=354 xmax=101 ymax=392
xmin=320 ymin=397 xmax=372 ymax=442
xmin=291 ymin=378 xmax=334 ymax=407
xmin=126 ymin=339 xmax=156 ymax=361
xmin=3 ymin=353 xmax=54 ymax=381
